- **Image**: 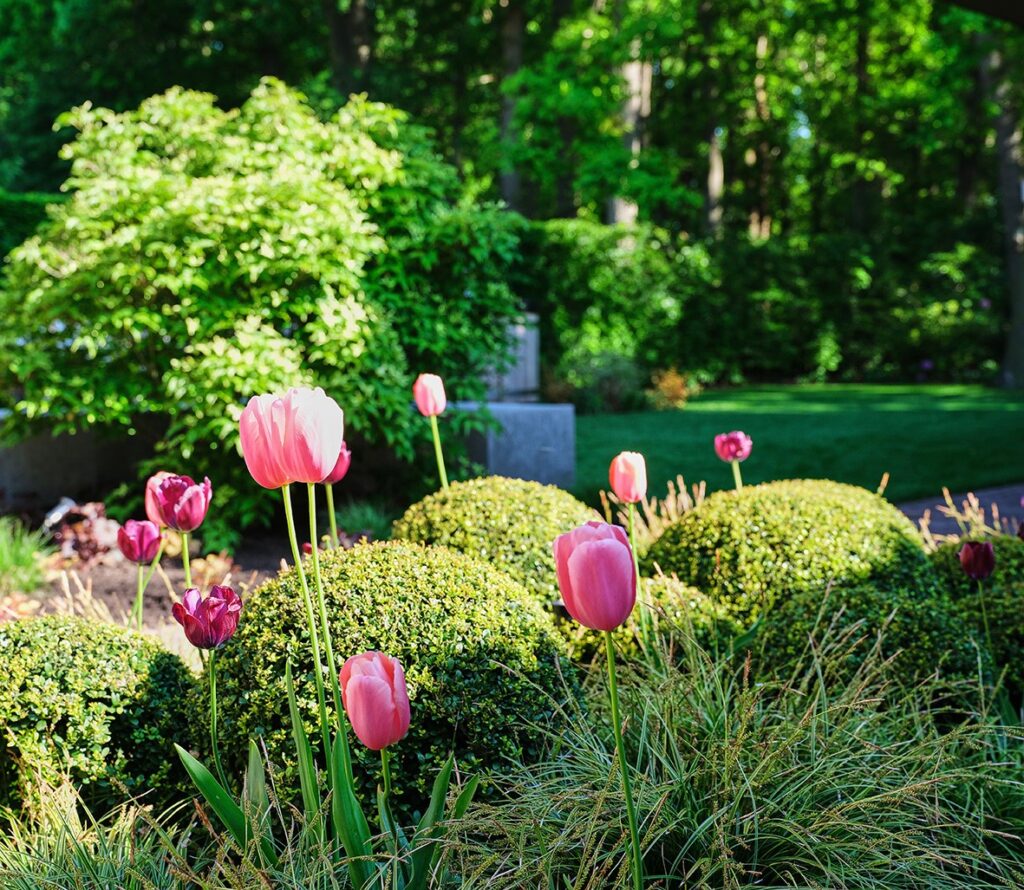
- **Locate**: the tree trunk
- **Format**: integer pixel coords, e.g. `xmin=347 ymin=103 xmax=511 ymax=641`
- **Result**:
xmin=698 ymin=0 xmax=723 ymax=236
xmin=323 ymin=0 xmax=374 ymax=97
xmin=607 ymin=42 xmax=651 ymax=225
xmin=500 ymin=1 xmax=525 ymax=211
xmin=748 ymin=32 xmax=772 ymax=239
xmin=984 ymin=48 xmax=1024 ymax=387
xmin=850 ymin=0 xmax=871 ymax=234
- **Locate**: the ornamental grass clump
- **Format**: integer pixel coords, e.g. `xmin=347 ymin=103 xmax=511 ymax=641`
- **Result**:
xmin=645 ymin=478 xmax=934 ymax=622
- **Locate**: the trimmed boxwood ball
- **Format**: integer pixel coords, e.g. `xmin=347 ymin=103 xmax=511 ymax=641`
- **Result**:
xmin=643 ymin=479 xmax=933 ymax=622
xmin=0 ymin=615 xmax=199 ymax=811
xmin=564 ymin=575 xmax=741 ymax=662
xmin=392 ymin=475 xmax=597 ymax=606
xmin=931 ymin=536 xmax=1024 ymax=691
xmin=214 ymin=540 xmax=579 ymax=814
xmin=758 ymin=581 xmax=981 ymax=683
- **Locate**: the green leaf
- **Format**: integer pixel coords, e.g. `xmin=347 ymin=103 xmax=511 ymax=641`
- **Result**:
xmin=331 ymin=731 xmax=374 ymax=889
xmin=243 ymin=739 xmax=272 ymax=855
xmin=286 ymin=662 xmax=323 ymax=836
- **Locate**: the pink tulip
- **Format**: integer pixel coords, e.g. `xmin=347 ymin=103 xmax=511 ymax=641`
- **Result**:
xmin=239 ymin=387 xmax=344 ymax=487
xmin=609 ymin=451 xmax=647 ymax=504
xmin=117 ymin=519 xmax=161 ymax=564
xmin=714 ymin=431 xmax=753 ymax=463
xmin=145 ymin=471 xmax=174 ymax=526
xmin=340 ymin=651 xmax=411 ymax=751
xmin=322 ymin=441 xmax=352 ymax=485
xmin=553 ymin=521 xmax=637 ymax=632
xmin=413 ymin=374 xmax=446 ymax=417
xmin=959 ymin=540 xmax=995 ymax=581
xmin=172 ymin=585 xmax=242 ymax=649
xmin=153 ymin=475 xmax=212 ymax=532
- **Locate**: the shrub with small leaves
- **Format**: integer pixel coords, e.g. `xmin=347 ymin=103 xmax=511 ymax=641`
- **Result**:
xmin=644 ymin=479 xmax=934 ymax=622
xmin=392 ymin=476 xmax=598 ymax=607
xmin=931 ymin=535 xmax=1024 ymax=693
xmin=214 ymin=541 xmax=578 ymax=815
xmin=0 ymin=615 xmax=198 ymax=812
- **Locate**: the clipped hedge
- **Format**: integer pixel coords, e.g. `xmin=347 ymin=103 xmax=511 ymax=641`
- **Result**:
xmin=644 ymin=479 xmax=933 ymax=622
xmin=214 ymin=541 xmax=578 ymax=813
xmin=565 ymin=575 xmax=741 ymax=662
xmin=0 ymin=615 xmax=198 ymax=811
xmin=759 ymin=581 xmax=981 ymax=683
xmin=392 ymin=476 xmax=597 ymax=606
xmin=931 ymin=535 xmax=1024 ymax=692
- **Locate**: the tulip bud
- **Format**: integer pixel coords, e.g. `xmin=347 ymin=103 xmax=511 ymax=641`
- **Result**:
xmin=959 ymin=540 xmax=995 ymax=581
xmin=145 ymin=471 xmax=174 ymax=526
xmin=339 ymin=651 xmax=411 ymax=750
xmin=609 ymin=451 xmax=647 ymax=504
xmin=153 ymin=475 xmax=212 ymax=532
xmin=413 ymin=374 xmax=446 ymax=417
xmin=553 ymin=521 xmax=636 ymax=631
xmin=171 ymin=585 xmax=242 ymax=649
xmin=322 ymin=441 xmax=352 ymax=485
xmin=714 ymin=431 xmax=753 ymax=463
xmin=116 ymin=519 xmax=162 ymax=564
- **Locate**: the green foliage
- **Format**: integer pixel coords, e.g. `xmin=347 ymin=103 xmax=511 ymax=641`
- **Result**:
xmin=0 ymin=80 xmax=523 ymax=546
xmin=564 ymin=574 xmax=742 ymax=663
xmin=447 ymin=631 xmax=1024 ymax=887
xmin=0 ymin=518 xmax=51 ymax=597
xmin=644 ymin=479 xmax=934 ymax=622
xmin=214 ymin=541 xmax=578 ymax=814
xmin=931 ymin=536 xmax=1024 ymax=694
xmin=758 ymin=581 xmax=982 ymax=683
xmin=391 ymin=475 xmax=598 ymax=606
xmin=0 ymin=615 xmax=198 ymax=812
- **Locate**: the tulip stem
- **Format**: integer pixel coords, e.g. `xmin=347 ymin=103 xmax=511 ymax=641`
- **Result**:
xmin=381 ymin=748 xmax=400 ymax=890
xmin=604 ymin=631 xmax=643 ymax=890
xmin=977 ymin=579 xmax=993 ymax=656
xmin=731 ymin=460 xmax=743 ymax=492
xmin=325 ymin=483 xmax=340 ymax=549
xmin=627 ymin=503 xmax=651 ymax=650
xmin=180 ymin=532 xmax=192 ymax=588
xmin=132 ymin=565 xmax=145 ymax=630
xmin=429 ymin=415 xmax=449 ymax=492
xmin=209 ymin=648 xmax=228 ymax=789
xmin=306 ymin=484 xmax=346 ymax=730
xmin=282 ymin=485 xmax=333 ymax=770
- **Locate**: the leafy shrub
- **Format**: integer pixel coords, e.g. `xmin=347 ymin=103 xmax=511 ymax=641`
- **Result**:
xmin=564 ymin=574 xmax=741 ymax=662
xmin=0 ymin=79 xmax=523 ymax=548
xmin=447 ymin=628 xmax=1023 ymax=887
xmin=644 ymin=479 xmax=934 ymax=622
xmin=392 ymin=475 xmax=597 ymax=606
xmin=214 ymin=541 xmax=578 ymax=813
xmin=551 ymin=350 xmax=649 ymax=414
xmin=0 ymin=616 xmax=198 ymax=812
xmin=931 ymin=535 xmax=1024 ymax=692
xmin=758 ymin=581 xmax=981 ymax=683
xmin=0 ymin=518 xmax=51 ymax=597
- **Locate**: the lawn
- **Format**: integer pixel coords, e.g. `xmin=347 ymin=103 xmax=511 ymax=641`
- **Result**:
xmin=574 ymin=384 xmax=1024 ymax=505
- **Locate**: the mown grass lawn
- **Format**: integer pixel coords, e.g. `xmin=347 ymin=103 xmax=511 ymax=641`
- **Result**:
xmin=573 ymin=384 xmax=1024 ymax=505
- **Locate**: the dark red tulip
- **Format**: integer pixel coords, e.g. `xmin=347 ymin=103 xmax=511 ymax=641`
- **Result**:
xmin=153 ymin=475 xmax=212 ymax=532
xmin=958 ymin=540 xmax=995 ymax=581
xmin=116 ymin=519 xmax=161 ymax=564
xmin=172 ymin=585 xmax=242 ymax=649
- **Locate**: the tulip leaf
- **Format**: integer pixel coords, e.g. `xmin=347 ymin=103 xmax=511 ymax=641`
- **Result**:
xmin=331 ymin=731 xmax=374 ymax=889
xmin=243 ymin=739 xmax=272 ymax=858
xmin=407 ymin=754 xmax=461 ymax=890
xmin=175 ymin=744 xmax=279 ymax=866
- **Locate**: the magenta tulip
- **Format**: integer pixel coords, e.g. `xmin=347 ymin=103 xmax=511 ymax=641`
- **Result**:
xmin=553 ymin=521 xmax=637 ymax=632
xmin=413 ymin=374 xmax=446 ymax=417
xmin=153 ymin=475 xmax=212 ymax=532
xmin=145 ymin=471 xmax=173 ymax=526
xmin=609 ymin=451 xmax=647 ymax=504
xmin=714 ymin=431 xmax=753 ymax=463
xmin=322 ymin=441 xmax=352 ymax=485
xmin=172 ymin=585 xmax=242 ymax=649
xmin=117 ymin=519 xmax=161 ymax=564
xmin=959 ymin=540 xmax=995 ymax=581
xmin=340 ymin=651 xmax=411 ymax=751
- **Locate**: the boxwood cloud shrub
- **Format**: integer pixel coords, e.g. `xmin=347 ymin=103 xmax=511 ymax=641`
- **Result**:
xmin=392 ymin=475 xmax=598 ymax=607
xmin=214 ymin=540 xmax=578 ymax=813
xmin=0 ymin=615 xmax=198 ymax=812
xmin=644 ymin=479 xmax=934 ymax=622
xmin=0 ymin=78 xmax=523 ymax=548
